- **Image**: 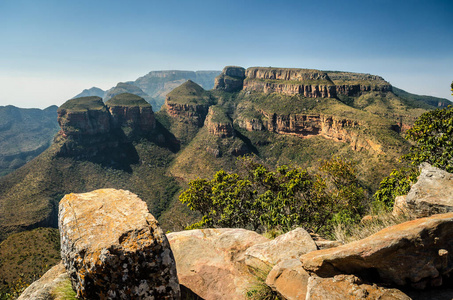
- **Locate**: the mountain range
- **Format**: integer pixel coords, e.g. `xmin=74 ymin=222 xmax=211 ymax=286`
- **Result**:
xmin=0 ymin=65 xmax=451 ymax=293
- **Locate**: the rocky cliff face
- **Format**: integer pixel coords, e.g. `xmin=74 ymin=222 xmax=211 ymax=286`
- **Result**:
xmin=106 ymin=93 xmax=155 ymax=135
xmin=243 ymin=67 xmax=337 ymax=98
xmin=238 ymin=111 xmax=383 ymax=154
xmin=165 ymin=80 xmax=211 ymax=127
xmin=57 ymin=97 xmax=111 ymax=137
xmin=204 ymin=106 xmax=234 ymax=138
xmin=214 ymin=66 xmax=246 ymax=92
xmin=327 ymin=71 xmax=392 ymax=96
xmin=56 ymin=94 xmax=155 ymax=158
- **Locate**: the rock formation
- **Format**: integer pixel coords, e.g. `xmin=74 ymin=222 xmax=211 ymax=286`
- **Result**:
xmin=245 ymin=228 xmax=317 ymax=270
xmin=56 ymin=94 xmax=155 ymax=158
xmin=17 ymin=263 xmax=69 ymax=300
xmin=243 ymin=67 xmax=336 ymax=98
xmin=165 ymin=80 xmax=211 ymax=127
xmin=167 ymin=228 xmax=269 ymax=300
xmin=59 ymin=189 xmax=180 ymax=299
xmin=305 ymin=274 xmax=410 ymax=300
xmin=300 ymin=212 xmax=453 ymax=289
xmin=106 ymin=93 xmax=155 ymax=136
xmin=403 ymin=163 xmax=453 ymax=217
xmin=237 ymin=111 xmax=384 ymax=154
xmin=214 ymin=66 xmax=246 ymax=92
xmin=327 ymin=71 xmax=393 ymax=96
xmin=205 ymin=106 xmax=234 ymax=138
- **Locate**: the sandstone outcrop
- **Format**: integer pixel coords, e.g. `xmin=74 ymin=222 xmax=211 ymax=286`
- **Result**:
xmin=214 ymin=66 xmax=246 ymax=92
xmin=243 ymin=67 xmax=336 ymax=98
xmin=265 ymin=258 xmax=310 ymax=300
xmin=17 ymin=262 xmax=69 ymax=300
xmin=56 ymin=95 xmax=156 ymax=159
xmin=305 ymin=275 xmax=410 ymax=300
xmin=57 ymin=96 xmax=110 ymax=137
xmin=165 ymin=80 xmax=211 ymax=127
xmin=106 ymin=93 xmax=155 ymax=135
xmin=238 ymin=110 xmax=384 ymax=154
xmin=404 ymin=163 xmax=453 ymax=217
xmin=167 ymin=228 xmax=269 ymax=300
xmin=205 ymin=106 xmax=234 ymax=138
xmin=301 ymin=212 xmax=453 ymax=289
xmin=59 ymin=189 xmax=180 ymax=299
xmin=245 ymin=228 xmax=317 ymax=270
xmin=327 ymin=71 xmax=392 ymax=96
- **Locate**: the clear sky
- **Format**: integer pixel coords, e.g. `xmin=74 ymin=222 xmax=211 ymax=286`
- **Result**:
xmin=0 ymin=0 xmax=452 ymax=108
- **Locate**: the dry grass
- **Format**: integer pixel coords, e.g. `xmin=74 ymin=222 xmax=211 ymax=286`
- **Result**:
xmin=334 ymin=210 xmax=415 ymax=244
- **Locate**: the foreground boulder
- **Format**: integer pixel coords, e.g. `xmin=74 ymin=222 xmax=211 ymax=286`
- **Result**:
xmin=17 ymin=263 xmax=68 ymax=300
xmin=301 ymin=212 xmax=453 ymax=288
xmin=305 ymin=275 xmax=410 ymax=300
xmin=59 ymin=189 xmax=180 ymax=299
xmin=265 ymin=258 xmax=310 ymax=300
xmin=167 ymin=228 xmax=269 ymax=300
xmin=405 ymin=163 xmax=453 ymax=217
xmin=245 ymin=227 xmax=317 ymax=270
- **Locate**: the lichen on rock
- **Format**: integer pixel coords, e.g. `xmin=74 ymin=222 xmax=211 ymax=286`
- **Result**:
xmin=59 ymin=188 xmax=180 ymax=299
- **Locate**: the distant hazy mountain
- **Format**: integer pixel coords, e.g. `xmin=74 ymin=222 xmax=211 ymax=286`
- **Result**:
xmin=132 ymin=70 xmax=221 ymax=110
xmin=72 ymin=70 xmax=221 ymax=111
xmin=103 ymin=82 xmax=159 ymax=111
xmin=72 ymin=87 xmax=105 ymax=99
xmin=392 ymin=87 xmax=451 ymax=109
xmin=0 ymin=105 xmax=60 ymax=176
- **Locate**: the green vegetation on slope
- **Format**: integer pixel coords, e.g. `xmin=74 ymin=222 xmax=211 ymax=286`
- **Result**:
xmin=166 ymin=80 xmax=213 ymax=105
xmin=0 ymin=228 xmax=60 ymax=297
xmin=58 ymin=96 xmax=105 ymax=111
xmin=392 ymin=86 xmax=451 ymax=109
xmin=106 ymin=93 xmax=151 ymax=107
xmin=0 ymin=105 xmax=60 ymax=176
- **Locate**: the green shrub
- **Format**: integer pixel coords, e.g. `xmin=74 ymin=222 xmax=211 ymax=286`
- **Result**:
xmin=180 ymin=156 xmax=366 ymax=236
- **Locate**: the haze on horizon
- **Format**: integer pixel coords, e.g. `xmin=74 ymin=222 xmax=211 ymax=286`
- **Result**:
xmin=0 ymin=0 xmax=452 ymax=109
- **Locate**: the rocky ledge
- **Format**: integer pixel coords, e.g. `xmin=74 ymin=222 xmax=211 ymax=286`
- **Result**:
xmin=237 ymin=111 xmax=384 ymax=154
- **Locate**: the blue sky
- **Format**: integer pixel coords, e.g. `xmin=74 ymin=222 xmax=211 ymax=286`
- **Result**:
xmin=0 ymin=0 xmax=452 ymax=108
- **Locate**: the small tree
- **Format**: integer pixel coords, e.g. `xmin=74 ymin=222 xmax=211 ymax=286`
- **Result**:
xmin=179 ymin=156 xmax=365 ymax=234
xmin=403 ymin=105 xmax=453 ymax=172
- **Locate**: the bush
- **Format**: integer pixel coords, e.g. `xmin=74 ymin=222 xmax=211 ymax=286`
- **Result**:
xmin=179 ymin=156 xmax=366 ymax=235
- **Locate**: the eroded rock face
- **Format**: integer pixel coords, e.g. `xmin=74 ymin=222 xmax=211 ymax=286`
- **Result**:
xmin=245 ymin=228 xmax=317 ymax=270
xmin=167 ymin=228 xmax=269 ymax=300
xmin=59 ymin=189 xmax=180 ymax=299
xmin=243 ymin=67 xmax=336 ymax=98
xmin=305 ymin=275 xmax=410 ymax=300
xmin=405 ymin=163 xmax=453 ymax=217
xmin=238 ymin=111 xmax=383 ymax=154
xmin=300 ymin=212 xmax=453 ymax=289
xmin=205 ymin=106 xmax=234 ymax=138
xmin=214 ymin=66 xmax=246 ymax=92
xmin=106 ymin=93 xmax=155 ymax=135
xmin=57 ymin=97 xmax=110 ymax=137
xmin=265 ymin=259 xmax=310 ymax=300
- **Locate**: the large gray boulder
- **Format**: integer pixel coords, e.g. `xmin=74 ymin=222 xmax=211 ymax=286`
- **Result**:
xmin=59 ymin=188 xmax=180 ymax=299
xmin=405 ymin=163 xmax=453 ymax=217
